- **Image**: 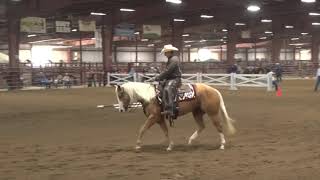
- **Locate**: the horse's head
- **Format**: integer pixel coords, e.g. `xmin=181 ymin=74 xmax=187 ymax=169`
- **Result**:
xmin=115 ymin=85 xmax=131 ymax=112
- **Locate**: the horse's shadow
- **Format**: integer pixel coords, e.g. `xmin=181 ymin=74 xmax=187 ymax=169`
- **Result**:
xmin=133 ymin=144 xmax=222 ymax=154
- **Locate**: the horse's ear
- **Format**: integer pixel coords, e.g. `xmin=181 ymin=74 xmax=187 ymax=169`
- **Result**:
xmin=115 ymin=85 xmax=124 ymax=93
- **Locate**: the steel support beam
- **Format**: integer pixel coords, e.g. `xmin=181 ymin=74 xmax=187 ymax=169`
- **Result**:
xmin=7 ymin=4 xmax=21 ymax=90
xmin=311 ymin=32 xmax=320 ymax=64
xmin=102 ymin=16 xmax=113 ymax=73
xmin=172 ymin=21 xmax=184 ymax=60
xmin=226 ymin=29 xmax=237 ymax=65
xmin=271 ymin=18 xmax=283 ymax=63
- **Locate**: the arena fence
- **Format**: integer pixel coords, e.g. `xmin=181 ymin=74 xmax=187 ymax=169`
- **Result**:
xmin=3 ymin=60 xmax=313 ymax=91
xmin=107 ymin=72 xmax=274 ymax=91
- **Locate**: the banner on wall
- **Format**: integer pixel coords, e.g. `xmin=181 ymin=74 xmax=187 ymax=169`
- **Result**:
xmin=78 ymin=20 xmax=96 ymax=32
xmin=55 ymin=21 xmax=71 ymax=33
xmin=20 ymin=17 xmax=46 ymax=33
xmin=114 ymin=23 xmax=135 ymax=37
xmin=143 ymin=25 xmax=161 ymax=39
xmin=241 ymin=30 xmax=251 ymax=39
xmin=94 ymin=29 xmax=102 ymax=48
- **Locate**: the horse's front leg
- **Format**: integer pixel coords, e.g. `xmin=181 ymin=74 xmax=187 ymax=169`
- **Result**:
xmin=135 ymin=115 xmax=157 ymax=151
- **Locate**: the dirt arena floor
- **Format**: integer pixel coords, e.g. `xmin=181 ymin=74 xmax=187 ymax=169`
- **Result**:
xmin=0 ymin=80 xmax=319 ymax=180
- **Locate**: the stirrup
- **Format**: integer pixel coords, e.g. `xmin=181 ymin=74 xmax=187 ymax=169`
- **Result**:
xmin=169 ymin=117 xmax=174 ymax=127
xmin=161 ymin=110 xmax=171 ymax=115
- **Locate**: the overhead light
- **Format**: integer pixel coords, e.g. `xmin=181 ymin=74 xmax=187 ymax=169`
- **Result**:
xmin=141 ymin=39 xmax=149 ymax=42
xmin=301 ymin=32 xmax=309 ymax=35
xmin=91 ymin=38 xmax=96 ymax=40
xmin=223 ymin=41 xmax=227 ymax=44
xmin=301 ymin=0 xmax=316 ymax=3
xmin=200 ymin=39 xmax=207 ymax=43
xmin=223 ymin=36 xmax=227 ymax=39
xmin=184 ymin=40 xmax=194 ymax=43
xmin=72 ymin=29 xmax=78 ymax=32
xmin=166 ymin=0 xmax=182 ymax=4
xmin=27 ymin=34 xmax=36 ymax=37
xmin=259 ymin=37 xmax=267 ymax=40
xmin=200 ymin=15 xmax=214 ymax=19
xmin=174 ymin=18 xmax=185 ymax=22
xmin=247 ymin=5 xmax=261 ymax=12
xmin=147 ymin=44 xmax=155 ymax=47
xmin=312 ymin=22 xmax=320 ymax=26
xmin=120 ymin=8 xmax=135 ymax=12
xmin=309 ymin=12 xmax=320 ymax=16
xmin=265 ymin=31 xmax=273 ymax=34
xmin=222 ymin=29 xmax=228 ymax=32
xmin=296 ymin=47 xmax=302 ymax=49
xmin=261 ymin=19 xmax=272 ymax=23
xmin=285 ymin=25 xmax=294 ymax=29
xmin=185 ymin=45 xmax=191 ymax=47
xmin=291 ymin=38 xmax=299 ymax=40
xmin=134 ymin=32 xmax=140 ymax=35
xmin=289 ymin=43 xmax=305 ymax=46
xmin=90 ymin=12 xmax=106 ymax=16
xmin=182 ymin=34 xmax=190 ymax=37
xmin=235 ymin=23 xmax=246 ymax=26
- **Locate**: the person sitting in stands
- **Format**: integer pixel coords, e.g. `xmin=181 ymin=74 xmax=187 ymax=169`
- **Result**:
xmin=54 ymin=74 xmax=63 ymax=88
xmin=63 ymin=73 xmax=71 ymax=88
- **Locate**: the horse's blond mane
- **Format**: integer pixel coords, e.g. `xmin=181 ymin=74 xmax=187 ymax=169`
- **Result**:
xmin=121 ymin=82 xmax=156 ymax=103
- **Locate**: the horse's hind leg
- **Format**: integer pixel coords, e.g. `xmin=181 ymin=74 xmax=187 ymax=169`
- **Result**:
xmin=209 ymin=113 xmax=226 ymax=150
xmin=158 ymin=120 xmax=174 ymax=151
xmin=188 ymin=111 xmax=205 ymax=145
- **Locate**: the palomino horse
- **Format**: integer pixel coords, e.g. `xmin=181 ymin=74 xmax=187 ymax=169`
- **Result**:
xmin=115 ymin=82 xmax=236 ymax=151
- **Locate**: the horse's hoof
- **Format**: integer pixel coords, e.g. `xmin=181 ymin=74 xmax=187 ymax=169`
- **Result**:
xmin=135 ymin=146 xmax=142 ymax=152
xmin=219 ymin=145 xmax=225 ymax=150
xmin=166 ymin=143 xmax=174 ymax=152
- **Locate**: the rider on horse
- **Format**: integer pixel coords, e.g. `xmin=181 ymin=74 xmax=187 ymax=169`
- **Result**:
xmin=154 ymin=44 xmax=182 ymax=119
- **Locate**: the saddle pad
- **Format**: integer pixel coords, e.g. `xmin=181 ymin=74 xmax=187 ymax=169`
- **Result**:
xmin=155 ymin=84 xmax=196 ymax=103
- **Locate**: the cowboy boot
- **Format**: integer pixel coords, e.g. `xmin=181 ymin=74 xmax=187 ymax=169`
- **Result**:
xmin=160 ymin=88 xmax=171 ymax=116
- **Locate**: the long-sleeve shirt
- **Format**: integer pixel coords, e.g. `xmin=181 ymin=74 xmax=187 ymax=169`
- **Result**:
xmin=156 ymin=56 xmax=181 ymax=81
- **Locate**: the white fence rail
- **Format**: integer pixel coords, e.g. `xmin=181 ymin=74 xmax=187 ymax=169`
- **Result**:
xmin=107 ymin=72 xmax=273 ymax=91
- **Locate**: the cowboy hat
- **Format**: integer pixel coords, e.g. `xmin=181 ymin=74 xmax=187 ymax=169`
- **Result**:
xmin=161 ymin=44 xmax=179 ymax=54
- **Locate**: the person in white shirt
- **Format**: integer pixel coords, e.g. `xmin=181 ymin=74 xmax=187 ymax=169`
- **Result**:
xmin=63 ymin=73 xmax=71 ymax=88
xmin=314 ymin=65 xmax=320 ymax=91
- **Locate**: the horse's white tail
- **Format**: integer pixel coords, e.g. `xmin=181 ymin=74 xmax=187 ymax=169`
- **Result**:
xmin=216 ymin=90 xmax=236 ymax=135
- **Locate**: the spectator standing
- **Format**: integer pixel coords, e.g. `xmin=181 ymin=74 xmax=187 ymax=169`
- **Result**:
xmin=274 ymin=63 xmax=283 ymax=82
xmin=87 ymin=71 xmax=96 ymax=87
xmin=271 ymin=72 xmax=279 ymax=91
xmin=97 ymin=71 xmax=103 ymax=87
xmin=229 ymin=64 xmax=238 ymax=73
xmin=128 ymin=66 xmax=136 ymax=82
xmin=314 ymin=65 xmax=320 ymax=92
